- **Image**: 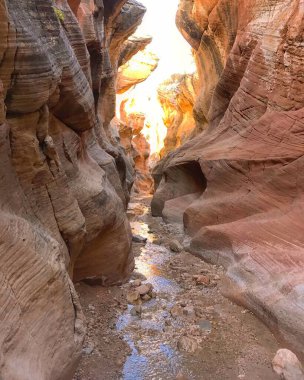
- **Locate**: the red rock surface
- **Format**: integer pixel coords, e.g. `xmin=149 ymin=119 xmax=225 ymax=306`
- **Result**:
xmin=152 ymin=0 xmax=304 ymax=356
xmin=0 ymin=0 xmax=146 ymax=378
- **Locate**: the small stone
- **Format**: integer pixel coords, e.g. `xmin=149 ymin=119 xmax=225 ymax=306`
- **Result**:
xmin=151 ymin=291 xmax=157 ymax=298
xmin=153 ymin=238 xmax=163 ymax=245
xmin=183 ymin=306 xmax=195 ymax=317
xmin=88 ymin=304 xmax=95 ymax=311
xmin=169 ymin=240 xmax=183 ymax=253
xmin=194 ymin=275 xmax=211 ymax=286
xmin=136 ymin=283 xmax=153 ymax=296
xmin=82 ymin=345 xmax=94 ymax=355
xmin=130 ymin=305 xmax=142 ymax=316
xmin=142 ymin=294 xmax=151 ymax=301
xmin=170 ymin=305 xmax=184 ymax=318
xmin=133 ymin=279 xmax=142 ymax=287
xmin=126 ymin=290 xmax=140 ymax=304
xmin=132 ymin=235 xmax=147 ymax=243
xmin=272 ymin=349 xmax=304 ymax=380
xmin=177 ymin=336 xmax=198 ymax=353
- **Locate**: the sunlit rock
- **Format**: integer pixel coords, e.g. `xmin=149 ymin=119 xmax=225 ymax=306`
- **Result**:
xmin=158 ymin=73 xmax=202 ymax=157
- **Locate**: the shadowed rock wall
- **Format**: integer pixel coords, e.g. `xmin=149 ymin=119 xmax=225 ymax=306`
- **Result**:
xmin=0 ymin=0 xmax=145 ymax=378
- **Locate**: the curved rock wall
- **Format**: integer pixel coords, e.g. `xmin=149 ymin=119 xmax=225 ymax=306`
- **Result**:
xmin=0 ymin=0 xmax=145 ymax=378
xmin=153 ymin=0 xmax=304 ymax=355
xmin=158 ymin=73 xmax=201 ymax=157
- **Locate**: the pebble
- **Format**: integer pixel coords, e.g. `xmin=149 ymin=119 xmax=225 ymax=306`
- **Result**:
xmin=272 ymin=349 xmax=304 ymax=380
xmin=194 ymin=275 xmax=211 ymax=286
xmin=142 ymin=294 xmax=152 ymax=301
xmin=169 ymin=239 xmax=183 ymax=253
xmin=132 ymin=279 xmax=142 ymax=287
xmin=126 ymin=290 xmax=140 ymax=304
xmin=136 ymin=283 xmax=153 ymax=296
xmin=130 ymin=305 xmax=142 ymax=316
xmin=132 ymin=235 xmax=148 ymax=243
xmin=82 ymin=345 xmax=94 ymax=355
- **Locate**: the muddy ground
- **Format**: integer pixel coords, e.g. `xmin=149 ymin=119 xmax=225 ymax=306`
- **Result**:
xmin=73 ymin=196 xmax=280 ymax=380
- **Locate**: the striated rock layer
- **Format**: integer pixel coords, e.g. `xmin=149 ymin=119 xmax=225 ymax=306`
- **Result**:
xmin=158 ymin=73 xmax=201 ymax=157
xmin=118 ymin=108 xmax=154 ymax=194
xmin=117 ymin=36 xmax=159 ymax=93
xmin=152 ymin=0 xmax=304 ymax=356
xmin=0 ymin=0 xmax=146 ymax=379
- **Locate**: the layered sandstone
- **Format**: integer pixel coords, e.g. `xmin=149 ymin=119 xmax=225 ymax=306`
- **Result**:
xmin=0 ymin=0 xmax=145 ymax=378
xmin=152 ymin=0 xmax=304 ymax=356
xmin=119 ymin=107 xmax=154 ymax=194
xmin=117 ymin=36 xmax=159 ymax=93
xmin=158 ymin=73 xmax=201 ymax=157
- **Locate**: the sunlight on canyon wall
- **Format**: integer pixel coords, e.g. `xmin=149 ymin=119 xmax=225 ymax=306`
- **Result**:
xmin=117 ymin=0 xmax=195 ymax=161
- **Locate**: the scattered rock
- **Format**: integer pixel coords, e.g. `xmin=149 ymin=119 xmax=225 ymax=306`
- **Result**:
xmin=82 ymin=345 xmax=94 ymax=355
xmin=177 ymin=336 xmax=199 ymax=353
xmin=132 ymin=279 xmax=142 ymax=287
xmin=194 ymin=275 xmax=211 ymax=286
xmin=132 ymin=234 xmax=147 ymax=243
xmin=183 ymin=306 xmax=195 ymax=318
xmin=151 ymin=291 xmax=157 ymax=298
xmin=153 ymin=238 xmax=163 ymax=245
xmin=136 ymin=283 xmax=153 ymax=296
xmin=142 ymin=294 xmax=151 ymax=301
xmin=132 ymin=271 xmax=147 ymax=281
xmin=272 ymin=349 xmax=304 ymax=380
xmin=130 ymin=305 xmax=142 ymax=316
xmin=169 ymin=239 xmax=183 ymax=252
xmin=126 ymin=290 xmax=140 ymax=304
xmin=170 ymin=305 xmax=184 ymax=318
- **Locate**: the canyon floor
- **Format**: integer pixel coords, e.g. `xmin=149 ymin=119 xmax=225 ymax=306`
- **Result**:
xmin=73 ymin=196 xmax=280 ymax=380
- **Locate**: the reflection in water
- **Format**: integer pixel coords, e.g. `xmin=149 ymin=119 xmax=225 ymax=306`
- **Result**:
xmin=116 ymin=211 xmax=189 ymax=379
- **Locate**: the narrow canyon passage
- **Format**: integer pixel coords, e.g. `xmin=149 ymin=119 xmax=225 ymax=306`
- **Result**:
xmin=73 ymin=196 xmax=279 ymax=380
xmin=1 ymin=0 xmax=304 ymax=379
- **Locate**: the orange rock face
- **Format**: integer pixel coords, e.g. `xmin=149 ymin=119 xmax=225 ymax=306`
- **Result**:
xmin=0 ymin=0 xmax=146 ymax=378
xmin=119 ymin=108 xmax=154 ymax=194
xmin=117 ymin=37 xmax=159 ymax=93
xmin=158 ymin=73 xmax=202 ymax=157
xmin=153 ymin=0 xmax=304 ymax=355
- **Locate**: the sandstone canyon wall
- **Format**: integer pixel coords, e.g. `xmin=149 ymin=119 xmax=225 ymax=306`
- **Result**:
xmin=0 ymin=0 xmax=146 ymax=379
xmin=158 ymin=73 xmax=202 ymax=158
xmin=116 ymin=42 xmax=159 ymax=194
xmin=119 ymin=108 xmax=154 ymax=193
xmin=152 ymin=0 xmax=304 ymax=356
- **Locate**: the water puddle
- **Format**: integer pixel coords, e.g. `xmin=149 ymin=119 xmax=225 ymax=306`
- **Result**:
xmin=116 ymin=202 xmax=204 ymax=380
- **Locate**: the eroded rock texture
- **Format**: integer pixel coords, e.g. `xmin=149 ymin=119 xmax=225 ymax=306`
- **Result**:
xmin=0 ymin=0 xmax=145 ymax=378
xmin=119 ymin=108 xmax=154 ymax=193
xmin=153 ymin=0 xmax=304 ymax=355
xmin=117 ymin=36 xmax=158 ymax=93
xmin=158 ymin=73 xmax=201 ymax=157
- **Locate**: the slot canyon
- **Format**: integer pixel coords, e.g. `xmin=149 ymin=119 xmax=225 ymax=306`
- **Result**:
xmin=0 ymin=0 xmax=303 ymax=379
